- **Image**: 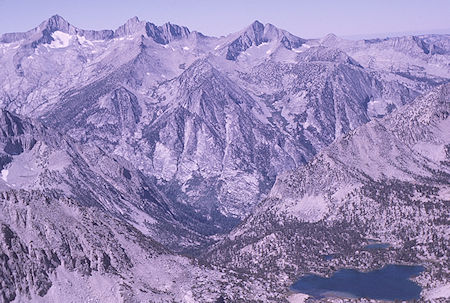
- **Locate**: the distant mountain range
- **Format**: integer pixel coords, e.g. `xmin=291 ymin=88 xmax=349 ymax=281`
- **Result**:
xmin=343 ymin=28 xmax=450 ymax=40
xmin=0 ymin=15 xmax=448 ymax=302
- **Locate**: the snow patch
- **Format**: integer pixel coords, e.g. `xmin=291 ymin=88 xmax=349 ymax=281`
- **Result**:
xmin=183 ymin=46 xmax=190 ymax=50
xmin=1 ymin=169 xmax=8 ymax=182
xmin=49 ymin=31 xmax=72 ymax=48
xmin=292 ymin=44 xmax=311 ymax=53
xmin=278 ymin=91 xmax=308 ymax=129
xmin=77 ymin=35 xmax=86 ymax=44
xmin=251 ymin=103 xmax=272 ymax=124
xmin=367 ymin=99 xmax=396 ymax=118
xmin=77 ymin=35 xmax=94 ymax=47
xmin=133 ymin=208 xmax=157 ymax=230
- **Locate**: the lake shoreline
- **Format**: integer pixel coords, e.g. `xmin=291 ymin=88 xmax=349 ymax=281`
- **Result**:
xmin=290 ymin=264 xmax=425 ymax=301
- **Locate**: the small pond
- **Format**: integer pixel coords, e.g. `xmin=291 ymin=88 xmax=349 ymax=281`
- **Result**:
xmin=291 ymin=264 xmax=424 ymax=301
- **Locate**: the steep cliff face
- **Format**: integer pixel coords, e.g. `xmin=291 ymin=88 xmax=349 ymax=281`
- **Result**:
xmin=0 ymin=110 xmax=229 ymax=303
xmin=0 ymin=109 xmax=214 ymax=254
xmin=35 ymin=56 xmax=424 ymax=235
xmin=0 ymin=111 xmax=277 ymax=303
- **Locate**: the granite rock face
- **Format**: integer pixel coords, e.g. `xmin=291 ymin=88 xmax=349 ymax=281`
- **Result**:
xmin=0 ymin=16 xmax=449 ymax=302
xmin=2 ymin=15 xmax=444 ymax=233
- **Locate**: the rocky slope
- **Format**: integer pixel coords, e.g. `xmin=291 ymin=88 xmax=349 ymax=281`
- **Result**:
xmin=0 ymin=16 xmax=449 ymax=302
xmin=206 ymin=83 xmax=450 ymax=302
xmin=0 ymin=109 xmax=215 ymax=302
xmin=0 ymin=189 xmax=217 ymax=303
xmin=0 ymin=109 xmax=214 ymax=252
xmin=2 ymin=16 xmax=447 ymax=236
xmin=0 ymin=109 xmax=282 ymax=303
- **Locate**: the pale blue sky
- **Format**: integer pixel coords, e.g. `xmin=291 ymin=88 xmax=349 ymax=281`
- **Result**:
xmin=0 ymin=0 xmax=449 ymax=38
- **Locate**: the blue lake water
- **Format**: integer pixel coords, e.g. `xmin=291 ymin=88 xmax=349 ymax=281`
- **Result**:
xmin=322 ymin=254 xmax=336 ymax=261
xmin=291 ymin=264 xmax=424 ymax=301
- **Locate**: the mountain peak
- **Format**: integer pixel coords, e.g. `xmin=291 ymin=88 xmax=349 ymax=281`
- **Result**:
xmin=245 ymin=20 xmax=265 ymax=37
xmin=225 ymin=20 xmax=305 ymax=60
xmin=249 ymin=20 xmax=264 ymax=30
xmin=160 ymin=22 xmax=190 ymax=40
xmin=45 ymin=14 xmax=67 ymax=24
xmin=319 ymin=33 xmax=343 ymax=47
xmin=14 ymin=14 xmax=77 ymax=48
xmin=143 ymin=21 xmax=190 ymax=45
xmin=1 ymin=15 xmax=115 ymax=44
xmin=114 ymin=17 xmax=146 ymax=37
xmin=112 ymin=17 xmax=190 ymax=43
xmin=127 ymin=16 xmax=140 ymax=24
xmin=39 ymin=14 xmax=73 ymax=33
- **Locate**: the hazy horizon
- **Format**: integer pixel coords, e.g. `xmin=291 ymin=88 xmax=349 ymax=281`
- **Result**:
xmin=0 ymin=0 xmax=449 ymax=39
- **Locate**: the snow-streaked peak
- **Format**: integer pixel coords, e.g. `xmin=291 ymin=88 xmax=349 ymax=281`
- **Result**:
xmin=0 ymin=15 xmax=194 ymax=46
xmin=1 ymin=14 xmax=115 ymax=45
xmin=38 ymin=14 xmax=73 ymax=33
xmin=224 ymin=20 xmax=305 ymax=60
